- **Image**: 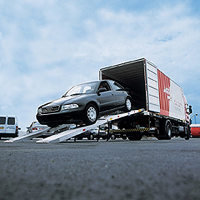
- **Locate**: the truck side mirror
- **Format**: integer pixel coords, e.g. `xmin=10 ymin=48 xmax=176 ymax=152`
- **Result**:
xmin=189 ymin=105 xmax=192 ymax=114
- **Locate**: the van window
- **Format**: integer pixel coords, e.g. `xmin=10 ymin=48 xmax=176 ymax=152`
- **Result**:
xmin=0 ymin=117 xmax=6 ymax=125
xmin=8 ymin=117 xmax=15 ymax=125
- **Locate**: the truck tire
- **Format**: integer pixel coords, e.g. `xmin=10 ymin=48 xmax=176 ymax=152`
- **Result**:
xmin=165 ymin=120 xmax=172 ymax=140
xmin=157 ymin=120 xmax=172 ymax=140
xmin=84 ymin=103 xmax=98 ymax=125
xmin=128 ymin=133 xmax=142 ymax=141
xmin=121 ymin=135 xmax=127 ymax=140
xmin=185 ymin=125 xmax=190 ymax=140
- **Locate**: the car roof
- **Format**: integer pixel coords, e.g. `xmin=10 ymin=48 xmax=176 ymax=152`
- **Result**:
xmin=75 ymin=80 xmax=112 ymax=86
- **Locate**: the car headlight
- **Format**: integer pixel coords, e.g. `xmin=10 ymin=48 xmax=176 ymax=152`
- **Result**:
xmin=62 ymin=104 xmax=79 ymax=110
xmin=37 ymin=108 xmax=42 ymax=114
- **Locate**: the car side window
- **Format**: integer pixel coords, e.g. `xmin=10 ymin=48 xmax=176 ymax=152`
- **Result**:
xmin=112 ymin=82 xmax=124 ymax=91
xmin=98 ymin=82 xmax=111 ymax=91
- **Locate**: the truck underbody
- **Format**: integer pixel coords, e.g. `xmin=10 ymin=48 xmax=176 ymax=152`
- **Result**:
xmin=108 ymin=110 xmax=190 ymax=140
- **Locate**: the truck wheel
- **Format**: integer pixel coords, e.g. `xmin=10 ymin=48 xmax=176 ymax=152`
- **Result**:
xmin=102 ymin=136 xmax=107 ymax=140
xmin=165 ymin=120 xmax=172 ymax=140
xmin=185 ymin=125 xmax=190 ymax=140
xmin=122 ymin=135 xmax=127 ymax=140
xmin=84 ymin=104 xmax=98 ymax=125
xmin=125 ymin=97 xmax=132 ymax=111
xmin=128 ymin=133 xmax=142 ymax=141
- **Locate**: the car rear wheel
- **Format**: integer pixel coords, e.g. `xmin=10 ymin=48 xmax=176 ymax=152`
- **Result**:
xmin=125 ymin=97 xmax=132 ymax=111
xmin=84 ymin=104 xmax=98 ymax=125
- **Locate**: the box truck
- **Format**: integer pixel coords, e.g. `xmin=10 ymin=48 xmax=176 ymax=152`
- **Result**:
xmin=99 ymin=58 xmax=192 ymax=140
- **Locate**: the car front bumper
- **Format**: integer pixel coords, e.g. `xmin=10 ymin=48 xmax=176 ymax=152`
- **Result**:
xmin=36 ymin=109 xmax=84 ymax=126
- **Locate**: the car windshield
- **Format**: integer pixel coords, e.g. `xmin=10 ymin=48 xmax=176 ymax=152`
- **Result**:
xmin=64 ymin=82 xmax=97 ymax=97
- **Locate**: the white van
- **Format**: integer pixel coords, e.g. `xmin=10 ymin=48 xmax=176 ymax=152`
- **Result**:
xmin=0 ymin=115 xmax=19 ymax=139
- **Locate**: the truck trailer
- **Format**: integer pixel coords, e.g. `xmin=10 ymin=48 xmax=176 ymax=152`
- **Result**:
xmin=99 ymin=58 xmax=192 ymax=140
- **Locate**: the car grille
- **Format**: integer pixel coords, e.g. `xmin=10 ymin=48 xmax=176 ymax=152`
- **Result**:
xmin=42 ymin=106 xmax=60 ymax=114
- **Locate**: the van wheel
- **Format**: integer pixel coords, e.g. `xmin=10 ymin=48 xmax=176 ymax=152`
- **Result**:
xmin=84 ymin=104 xmax=98 ymax=125
xmin=125 ymin=97 xmax=132 ymax=111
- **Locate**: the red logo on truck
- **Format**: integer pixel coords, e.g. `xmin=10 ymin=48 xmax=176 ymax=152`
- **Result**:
xmin=157 ymin=70 xmax=170 ymax=116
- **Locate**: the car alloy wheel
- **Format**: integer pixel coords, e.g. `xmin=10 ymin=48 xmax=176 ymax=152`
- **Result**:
xmin=84 ymin=104 xmax=98 ymax=125
xmin=125 ymin=98 xmax=132 ymax=111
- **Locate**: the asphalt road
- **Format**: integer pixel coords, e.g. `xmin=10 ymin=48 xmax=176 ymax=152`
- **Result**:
xmin=0 ymin=137 xmax=200 ymax=200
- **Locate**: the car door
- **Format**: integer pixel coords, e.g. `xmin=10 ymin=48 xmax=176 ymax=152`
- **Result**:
xmin=97 ymin=81 xmax=116 ymax=111
xmin=110 ymin=81 xmax=126 ymax=107
xmin=6 ymin=117 xmax=16 ymax=134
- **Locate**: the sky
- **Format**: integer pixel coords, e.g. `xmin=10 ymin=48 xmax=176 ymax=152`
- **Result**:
xmin=0 ymin=0 xmax=200 ymax=130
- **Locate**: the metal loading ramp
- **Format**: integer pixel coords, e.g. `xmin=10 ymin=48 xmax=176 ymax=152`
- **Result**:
xmin=37 ymin=119 xmax=107 ymax=144
xmin=5 ymin=109 xmax=143 ymax=144
xmin=4 ymin=127 xmax=51 ymax=143
xmin=37 ymin=109 xmax=143 ymax=144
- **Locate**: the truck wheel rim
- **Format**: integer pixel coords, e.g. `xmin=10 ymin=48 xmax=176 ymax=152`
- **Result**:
xmin=126 ymin=99 xmax=131 ymax=110
xmin=87 ymin=107 xmax=97 ymax=122
xmin=167 ymin=126 xmax=171 ymax=137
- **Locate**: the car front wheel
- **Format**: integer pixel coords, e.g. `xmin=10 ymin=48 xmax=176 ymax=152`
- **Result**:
xmin=84 ymin=104 xmax=98 ymax=125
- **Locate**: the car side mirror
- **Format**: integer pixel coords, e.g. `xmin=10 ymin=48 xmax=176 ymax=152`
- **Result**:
xmin=97 ymin=87 xmax=107 ymax=95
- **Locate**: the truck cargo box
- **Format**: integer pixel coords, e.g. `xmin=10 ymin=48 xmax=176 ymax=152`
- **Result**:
xmin=99 ymin=58 xmax=187 ymax=121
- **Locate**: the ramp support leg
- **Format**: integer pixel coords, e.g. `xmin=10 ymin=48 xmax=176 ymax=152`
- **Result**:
xmin=106 ymin=121 xmax=112 ymax=141
xmin=97 ymin=125 xmax=101 ymax=142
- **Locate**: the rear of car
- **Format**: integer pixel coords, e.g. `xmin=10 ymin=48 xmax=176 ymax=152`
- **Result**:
xmin=26 ymin=121 xmax=48 ymax=133
xmin=0 ymin=116 xmax=19 ymax=139
xmin=190 ymin=124 xmax=200 ymax=138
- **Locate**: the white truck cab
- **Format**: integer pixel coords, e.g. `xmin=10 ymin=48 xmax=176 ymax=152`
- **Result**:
xmin=0 ymin=115 xmax=19 ymax=139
